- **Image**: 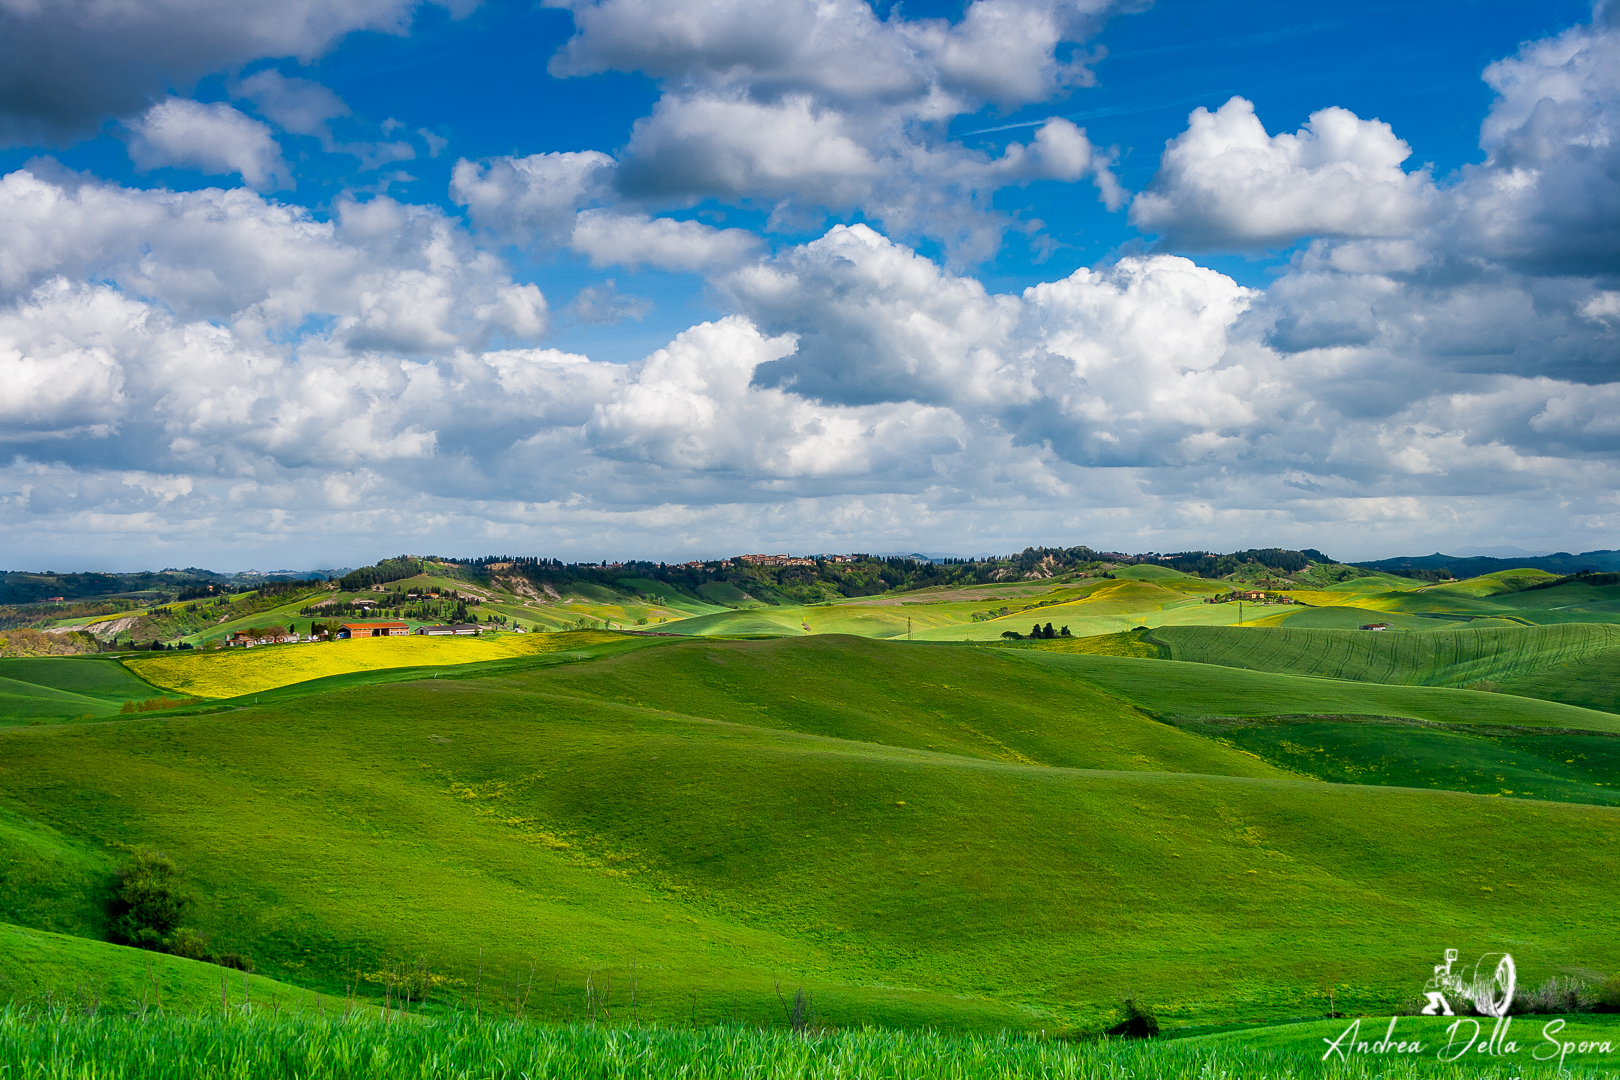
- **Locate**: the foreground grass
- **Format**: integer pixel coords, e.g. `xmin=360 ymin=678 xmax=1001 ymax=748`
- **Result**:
xmin=6 ymin=1011 xmax=1620 ymax=1080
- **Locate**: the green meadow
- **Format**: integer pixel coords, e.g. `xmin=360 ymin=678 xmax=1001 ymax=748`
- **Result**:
xmin=0 ymin=656 xmax=160 ymax=723
xmin=3 ymin=558 xmax=1618 ymax=1075
xmin=1147 ymin=624 xmax=1620 ymax=691
xmin=3 ymin=636 xmax=1619 ymax=1033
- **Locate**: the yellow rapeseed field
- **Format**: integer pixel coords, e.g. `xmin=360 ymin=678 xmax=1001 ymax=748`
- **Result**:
xmin=123 ymin=631 xmax=622 ymax=698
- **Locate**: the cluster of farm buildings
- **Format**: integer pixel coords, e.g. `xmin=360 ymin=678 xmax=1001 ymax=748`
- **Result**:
xmin=1203 ymin=590 xmax=1297 ymax=605
xmin=226 ymin=622 xmax=484 ymax=647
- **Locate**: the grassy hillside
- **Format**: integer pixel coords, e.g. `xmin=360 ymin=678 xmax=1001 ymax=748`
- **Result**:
xmin=1272 ymin=606 xmax=1476 ymax=631
xmin=1017 ymin=650 xmax=1620 ymax=732
xmin=1173 ymin=717 xmax=1620 ymax=805
xmin=0 ymin=803 xmax=114 ymax=935
xmin=1275 ymin=573 xmax=1620 ymax=628
xmin=3 ymin=636 xmax=1618 ymax=1032
xmin=528 ymin=636 xmax=1290 ymax=776
xmin=1499 ymin=650 xmax=1620 ymax=715
xmin=0 ymin=922 xmax=357 ymax=1015
xmin=1148 ymin=624 xmax=1620 ymax=694
xmin=0 ymin=656 xmax=162 ymax=724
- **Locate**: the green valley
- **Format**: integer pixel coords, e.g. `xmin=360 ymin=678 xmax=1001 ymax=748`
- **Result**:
xmin=3 ymin=546 xmax=1618 ymax=1060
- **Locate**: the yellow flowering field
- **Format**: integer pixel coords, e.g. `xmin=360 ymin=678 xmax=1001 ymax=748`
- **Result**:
xmin=122 ymin=631 xmax=622 ymax=698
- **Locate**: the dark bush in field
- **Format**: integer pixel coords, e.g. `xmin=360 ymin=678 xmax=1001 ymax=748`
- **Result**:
xmin=168 ymin=928 xmax=254 ymax=972
xmin=166 ymin=927 xmax=210 ymax=961
xmin=1106 ymin=997 xmax=1159 ymax=1039
xmin=108 ymin=851 xmax=192 ymax=950
xmin=1595 ymin=975 xmax=1620 ymax=1013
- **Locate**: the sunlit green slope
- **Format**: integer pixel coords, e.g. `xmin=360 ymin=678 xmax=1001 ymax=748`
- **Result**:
xmin=1017 ymin=650 xmax=1620 ymax=732
xmin=1148 ymin=623 xmax=1620 ymax=693
xmin=0 ymin=922 xmax=357 ymax=1014
xmin=2 ymin=637 xmax=1617 ymax=1031
xmin=0 ymin=656 xmax=161 ymax=724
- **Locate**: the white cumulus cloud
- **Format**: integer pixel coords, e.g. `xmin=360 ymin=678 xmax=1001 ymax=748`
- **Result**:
xmin=1130 ymin=96 xmax=1435 ymax=250
xmin=451 ymin=150 xmax=617 ymax=247
xmin=570 ymin=210 xmax=763 ymax=271
xmin=523 ymin=0 xmax=1133 ymax=263
xmin=125 ymin=99 xmax=291 ymax=191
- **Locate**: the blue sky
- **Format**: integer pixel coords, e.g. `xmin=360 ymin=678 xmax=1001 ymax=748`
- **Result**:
xmin=0 ymin=0 xmax=1615 ymax=568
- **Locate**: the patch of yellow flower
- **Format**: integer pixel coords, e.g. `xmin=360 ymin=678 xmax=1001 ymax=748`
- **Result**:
xmin=123 ymin=631 xmax=621 ymax=698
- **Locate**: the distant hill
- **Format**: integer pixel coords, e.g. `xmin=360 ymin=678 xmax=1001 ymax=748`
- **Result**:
xmin=1355 ymin=549 xmax=1620 ymax=580
xmin=0 ymin=569 xmax=226 ymax=605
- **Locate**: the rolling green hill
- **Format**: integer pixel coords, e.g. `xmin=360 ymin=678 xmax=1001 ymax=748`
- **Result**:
xmin=2 ymin=636 xmax=1618 ymax=1033
xmin=1169 ymin=716 xmax=1620 ymax=805
xmin=0 ymin=656 xmax=162 ymax=724
xmin=0 ymin=922 xmax=357 ymax=1014
xmin=1017 ymin=649 xmax=1620 ymax=732
xmin=1147 ymin=623 xmax=1620 ymax=697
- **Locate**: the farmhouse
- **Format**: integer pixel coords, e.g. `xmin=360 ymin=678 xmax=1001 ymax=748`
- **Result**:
xmin=336 ymin=621 xmax=409 ymax=639
xmin=228 ymin=629 xmax=298 ymax=647
xmin=1360 ymin=622 xmax=1391 ymax=631
xmin=415 ymin=624 xmax=481 ymax=636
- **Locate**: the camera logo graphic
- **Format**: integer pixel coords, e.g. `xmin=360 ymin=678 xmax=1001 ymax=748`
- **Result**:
xmin=1422 ymin=949 xmax=1516 ymax=1019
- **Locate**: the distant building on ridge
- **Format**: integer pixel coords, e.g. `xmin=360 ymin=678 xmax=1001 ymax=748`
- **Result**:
xmin=336 ymin=621 xmax=409 ymax=639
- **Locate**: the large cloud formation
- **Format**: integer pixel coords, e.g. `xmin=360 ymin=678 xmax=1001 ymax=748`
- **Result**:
xmin=1 ymin=1 xmax=1618 ymax=564
xmin=456 ymin=0 xmax=1128 ymax=264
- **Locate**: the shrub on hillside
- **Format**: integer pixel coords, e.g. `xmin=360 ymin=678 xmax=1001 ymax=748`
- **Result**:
xmin=1106 ymin=997 xmax=1159 ymax=1039
xmin=119 ymin=696 xmax=203 ymax=714
xmin=108 ymin=853 xmax=254 ymax=971
xmin=108 ymin=851 xmax=193 ymax=950
xmin=169 ymin=928 xmax=254 ymax=972
xmin=1595 ymin=975 xmax=1620 ymax=1013
xmin=1510 ymin=976 xmax=1597 ymax=1015
xmin=0 ymin=627 xmax=99 ymax=657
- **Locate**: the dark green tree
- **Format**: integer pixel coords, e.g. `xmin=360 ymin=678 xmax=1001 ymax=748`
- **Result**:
xmin=108 ymin=850 xmax=193 ymax=950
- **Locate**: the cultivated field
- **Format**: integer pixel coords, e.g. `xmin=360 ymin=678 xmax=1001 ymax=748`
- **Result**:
xmin=121 ymin=630 xmax=625 ymax=698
